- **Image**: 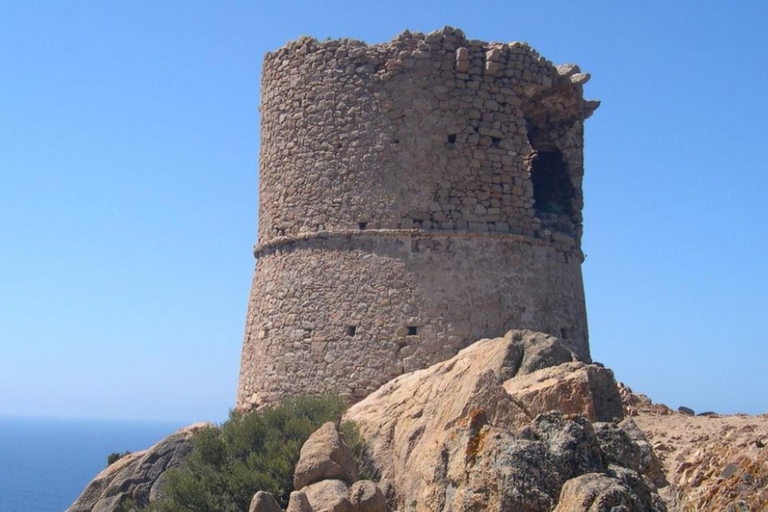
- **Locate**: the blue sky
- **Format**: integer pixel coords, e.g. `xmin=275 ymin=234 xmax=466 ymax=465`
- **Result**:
xmin=1 ymin=1 xmax=766 ymax=422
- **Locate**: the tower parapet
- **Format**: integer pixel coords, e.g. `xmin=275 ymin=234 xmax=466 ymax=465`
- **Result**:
xmin=237 ymin=27 xmax=599 ymax=410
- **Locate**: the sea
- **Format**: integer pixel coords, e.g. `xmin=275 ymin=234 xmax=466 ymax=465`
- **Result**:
xmin=0 ymin=416 xmax=189 ymax=512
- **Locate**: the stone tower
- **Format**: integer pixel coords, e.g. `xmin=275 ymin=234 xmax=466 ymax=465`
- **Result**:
xmin=237 ymin=27 xmax=599 ymax=410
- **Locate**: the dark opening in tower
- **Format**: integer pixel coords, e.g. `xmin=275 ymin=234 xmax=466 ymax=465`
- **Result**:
xmin=530 ymin=151 xmax=574 ymax=216
xmin=525 ymin=117 xmax=578 ymax=234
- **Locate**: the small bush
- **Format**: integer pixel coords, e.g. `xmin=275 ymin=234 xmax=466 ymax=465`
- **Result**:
xmin=107 ymin=451 xmax=131 ymax=467
xmin=148 ymin=395 xmax=366 ymax=511
xmin=340 ymin=421 xmax=374 ymax=481
xmin=115 ymin=496 xmax=136 ymax=512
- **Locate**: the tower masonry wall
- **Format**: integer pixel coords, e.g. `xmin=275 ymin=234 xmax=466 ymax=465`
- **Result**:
xmin=237 ymin=27 xmax=599 ymax=410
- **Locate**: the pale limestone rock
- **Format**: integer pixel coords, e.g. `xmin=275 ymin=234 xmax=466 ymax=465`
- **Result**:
xmin=569 ymin=72 xmax=591 ymax=85
xmin=249 ymin=490 xmax=282 ymax=512
xmin=294 ymin=421 xmax=358 ymax=490
xmin=557 ymin=63 xmax=581 ymax=76
xmin=485 ymin=48 xmax=503 ymax=61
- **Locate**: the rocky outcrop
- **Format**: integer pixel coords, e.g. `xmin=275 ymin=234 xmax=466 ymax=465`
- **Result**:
xmin=593 ymin=419 xmax=667 ymax=488
xmin=286 ymin=491 xmax=313 ymax=512
xmin=277 ymin=422 xmax=389 ymax=512
xmin=75 ymin=328 xmax=768 ymax=511
xmin=554 ymin=469 xmax=666 ymax=512
xmin=345 ymin=330 xmax=665 ymax=511
xmin=250 ymin=490 xmax=283 ymax=512
xmin=348 ymin=481 xmax=388 ymax=512
xmin=284 ymin=478 xmax=389 ymax=512
xmin=504 ymin=362 xmax=624 ymax=423
xmin=67 ymin=423 xmax=207 ymax=512
xmin=301 ymin=479 xmax=355 ymax=511
xmin=294 ymin=421 xmax=358 ymax=490
xmin=620 ymin=384 xmax=768 ymax=511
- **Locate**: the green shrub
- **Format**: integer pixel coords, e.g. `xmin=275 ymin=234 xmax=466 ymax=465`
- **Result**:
xmin=340 ymin=421 xmax=373 ymax=481
xmin=115 ymin=496 xmax=136 ymax=512
xmin=107 ymin=451 xmax=131 ymax=467
xmin=147 ymin=395 xmax=367 ymax=511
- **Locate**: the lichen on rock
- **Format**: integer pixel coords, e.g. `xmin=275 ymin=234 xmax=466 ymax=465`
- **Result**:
xmin=345 ymin=330 xmax=666 ymax=511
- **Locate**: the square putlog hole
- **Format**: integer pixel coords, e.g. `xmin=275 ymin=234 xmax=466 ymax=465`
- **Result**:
xmin=407 ymin=326 xmax=418 ymax=336
xmin=346 ymin=326 xmax=357 ymax=336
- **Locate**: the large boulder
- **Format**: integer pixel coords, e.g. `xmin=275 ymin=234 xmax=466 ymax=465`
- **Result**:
xmin=67 ymin=423 xmax=207 ymax=512
xmin=594 ymin=419 xmax=667 ymax=487
xmin=249 ymin=490 xmax=282 ymax=512
xmin=286 ymin=490 xmax=313 ymax=512
xmin=349 ymin=480 xmax=388 ymax=512
xmin=510 ymin=330 xmax=579 ymax=375
xmin=554 ymin=470 xmax=666 ymax=512
xmin=294 ymin=421 xmax=359 ymax=490
xmin=432 ymin=413 xmax=606 ymax=511
xmin=291 ymin=419 xmax=390 ymax=512
xmin=345 ymin=330 xmax=664 ymax=511
xmin=302 ymin=479 xmax=354 ymax=512
xmin=504 ymin=362 xmax=623 ymax=422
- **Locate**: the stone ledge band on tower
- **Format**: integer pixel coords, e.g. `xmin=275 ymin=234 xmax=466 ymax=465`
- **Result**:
xmin=254 ymin=228 xmax=584 ymax=262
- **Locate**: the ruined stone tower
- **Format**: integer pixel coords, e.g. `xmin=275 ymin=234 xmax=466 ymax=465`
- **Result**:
xmin=237 ymin=27 xmax=599 ymax=410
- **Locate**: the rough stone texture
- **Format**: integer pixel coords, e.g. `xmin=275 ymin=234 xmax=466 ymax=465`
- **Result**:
xmin=66 ymin=423 xmax=207 ymax=512
xmin=303 ymin=479 xmax=354 ymax=512
xmin=503 ymin=361 xmax=624 ymax=422
xmin=620 ymin=384 xmax=768 ymax=511
xmin=349 ymin=480 xmax=388 ymax=512
xmin=616 ymin=418 xmax=668 ymax=487
xmin=294 ymin=421 xmax=359 ymax=490
xmin=513 ymin=329 xmax=577 ymax=375
xmin=287 ymin=490 xmax=314 ymax=512
xmin=618 ymin=382 xmax=674 ymax=417
xmin=292 ymin=422 xmax=389 ymax=511
xmin=377 ymin=479 xmax=397 ymax=511
xmin=249 ymin=490 xmax=283 ymax=512
xmin=237 ymin=26 xmax=599 ymax=409
xmin=344 ymin=331 xmax=665 ymax=511
xmin=554 ymin=470 xmax=666 ymax=512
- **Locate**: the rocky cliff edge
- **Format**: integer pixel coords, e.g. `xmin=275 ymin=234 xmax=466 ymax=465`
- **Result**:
xmin=69 ymin=330 xmax=768 ymax=511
